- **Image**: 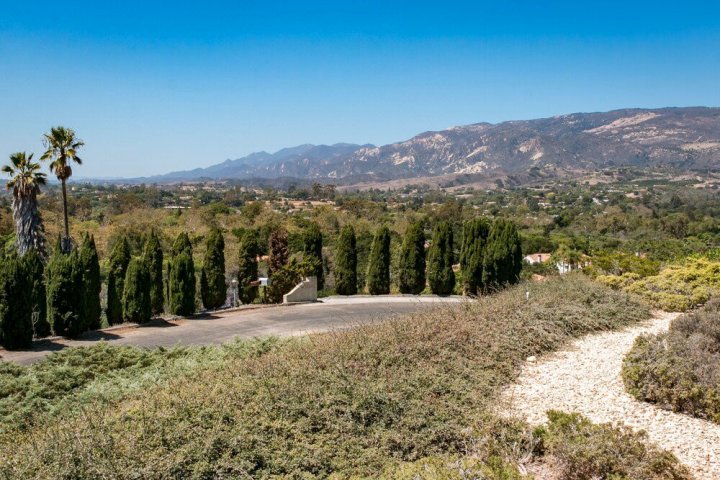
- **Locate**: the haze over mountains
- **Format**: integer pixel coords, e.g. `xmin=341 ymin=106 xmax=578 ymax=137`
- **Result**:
xmin=138 ymin=107 xmax=720 ymax=185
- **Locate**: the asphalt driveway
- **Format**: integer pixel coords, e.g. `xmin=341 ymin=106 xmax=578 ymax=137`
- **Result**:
xmin=0 ymin=296 xmax=465 ymax=365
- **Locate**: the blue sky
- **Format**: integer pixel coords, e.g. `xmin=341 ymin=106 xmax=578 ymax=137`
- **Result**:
xmin=1 ymin=1 xmax=719 ymax=178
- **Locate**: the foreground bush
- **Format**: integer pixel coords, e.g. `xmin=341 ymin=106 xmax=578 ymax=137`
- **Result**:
xmin=0 ymin=274 xmax=664 ymax=479
xmin=623 ymin=300 xmax=720 ymax=423
xmin=536 ymin=410 xmax=690 ymax=479
xmin=0 ymin=339 xmax=281 ymax=434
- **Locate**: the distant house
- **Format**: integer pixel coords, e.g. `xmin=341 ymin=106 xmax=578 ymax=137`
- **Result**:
xmin=524 ymin=253 xmax=552 ymax=264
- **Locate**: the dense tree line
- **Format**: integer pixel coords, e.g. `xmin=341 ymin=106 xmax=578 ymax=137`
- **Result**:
xmin=1 ymin=129 xmax=524 ymax=348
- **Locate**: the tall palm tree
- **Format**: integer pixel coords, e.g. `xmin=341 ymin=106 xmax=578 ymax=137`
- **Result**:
xmin=40 ymin=126 xmax=83 ymax=252
xmin=2 ymin=152 xmax=47 ymax=256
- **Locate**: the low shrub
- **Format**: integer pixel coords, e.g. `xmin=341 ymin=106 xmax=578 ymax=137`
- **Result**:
xmin=623 ymin=299 xmax=720 ymax=423
xmin=0 ymin=274 xmax=661 ymax=478
xmin=0 ymin=338 xmax=281 ymax=434
xmin=535 ymin=410 xmax=690 ymax=480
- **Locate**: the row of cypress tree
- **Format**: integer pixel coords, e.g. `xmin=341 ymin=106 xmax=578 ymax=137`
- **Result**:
xmin=336 ymin=217 xmax=522 ymax=296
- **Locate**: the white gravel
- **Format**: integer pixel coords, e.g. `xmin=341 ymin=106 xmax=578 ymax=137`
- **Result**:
xmin=502 ymin=312 xmax=720 ymax=479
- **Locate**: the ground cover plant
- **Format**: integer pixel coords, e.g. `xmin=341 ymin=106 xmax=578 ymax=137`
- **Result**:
xmin=623 ymin=299 xmax=720 ymax=423
xmin=0 ymin=338 xmax=281 ymax=435
xmin=0 ymin=275 xmax=690 ymax=479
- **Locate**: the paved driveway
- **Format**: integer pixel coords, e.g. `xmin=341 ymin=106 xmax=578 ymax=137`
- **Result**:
xmin=1 ymin=296 xmax=464 ymax=365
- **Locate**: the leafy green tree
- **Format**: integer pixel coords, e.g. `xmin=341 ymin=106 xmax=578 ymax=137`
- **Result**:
xmin=482 ymin=219 xmax=523 ymax=291
xmin=168 ymin=233 xmax=196 ymax=316
xmin=142 ymin=231 xmax=165 ymax=314
xmin=0 ymin=255 xmax=33 ymax=349
xmin=460 ymin=217 xmax=490 ymax=296
xmin=334 ymin=225 xmax=357 ymax=295
xmin=40 ymin=127 xmax=83 ymax=253
xmin=78 ymin=234 xmax=102 ymax=329
xmin=2 ymin=152 xmax=46 ymax=255
xmin=237 ymin=231 xmax=259 ymax=305
xmin=106 ymin=237 xmax=131 ymax=325
xmin=200 ymin=228 xmax=226 ymax=310
xmin=427 ymin=221 xmax=455 ymax=295
xmin=366 ymin=226 xmax=391 ymax=295
xmin=22 ymin=250 xmax=50 ymax=337
xmin=303 ymin=222 xmax=324 ymax=290
xmin=46 ymin=251 xmax=83 ymax=337
xmin=398 ymin=222 xmax=426 ymax=294
xmin=123 ymin=258 xmax=152 ymax=323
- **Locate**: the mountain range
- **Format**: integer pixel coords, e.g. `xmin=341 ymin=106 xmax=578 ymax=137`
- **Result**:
xmin=138 ymin=107 xmax=720 ymax=185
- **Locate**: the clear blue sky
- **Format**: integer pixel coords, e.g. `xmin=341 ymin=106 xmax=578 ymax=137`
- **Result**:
xmin=1 ymin=1 xmax=719 ymax=178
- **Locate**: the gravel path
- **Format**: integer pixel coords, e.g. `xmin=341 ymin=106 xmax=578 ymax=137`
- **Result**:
xmin=502 ymin=312 xmax=720 ymax=479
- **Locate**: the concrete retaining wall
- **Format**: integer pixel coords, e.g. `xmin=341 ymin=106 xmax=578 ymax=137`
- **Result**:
xmin=283 ymin=276 xmax=318 ymax=303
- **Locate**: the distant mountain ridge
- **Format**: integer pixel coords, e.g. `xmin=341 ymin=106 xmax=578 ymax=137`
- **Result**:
xmin=142 ymin=107 xmax=720 ymax=184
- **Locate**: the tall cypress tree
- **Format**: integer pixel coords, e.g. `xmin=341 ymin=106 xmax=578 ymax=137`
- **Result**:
xmin=268 ymin=228 xmax=289 ymax=277
xmin=123 ymin=257 xmax=152 ymax=323
xmin=22 ymin=249 xmax=50 ymax=337
xmin=366 ymin=226 xmax=391 ymax=295
xmin=398 ymin=221 xmax=426 ymax=294
xmin=334 ymin=225 xmax=357 ymax=295
xmin=303 ymin=222 xmax=324 ymax=290
xmin=46 ymin=251 xmax=83 ymax=337
xmin=200 ymin=228 xmax=226 ymax=310
xmin=237 ymin=231 xmax=259 ymax=305
xmin=168 ymin=233 xmax=196 ymax=316
xmin=483 ymin=219 xmax=523 ymax=291
xmin=427 ymin=221 xmax=455 ymax=295
xmin=142 ymin=231 xmax=165 ymax=315
xmin=0 ymin=255 xmax=33 ymax=349
xmin=172 ymin=232 xmax=192 ymax=257
xmin=78 ymin=234 xmax=102 ymax=330
xmin=459 ymin=217 xmax=490 ymax=296
xmin=106 ymin=236 xmax=131 ymax=325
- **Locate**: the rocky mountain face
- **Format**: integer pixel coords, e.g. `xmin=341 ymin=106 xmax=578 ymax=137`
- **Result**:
xmin=150 ymin=107 xmax=720 ymax=183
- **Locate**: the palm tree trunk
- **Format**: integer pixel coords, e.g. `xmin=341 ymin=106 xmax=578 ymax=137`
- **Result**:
xmin=61 ymin=179 xmax=70 ymax=252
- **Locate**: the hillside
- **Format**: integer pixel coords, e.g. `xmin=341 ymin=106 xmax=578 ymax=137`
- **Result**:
xmin=143 ymin=107 xmax=720 ymax=184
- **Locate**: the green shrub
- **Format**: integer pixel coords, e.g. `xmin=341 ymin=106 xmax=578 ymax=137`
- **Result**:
xmin=200 ymin=228 xmax=226 ymax=310
xmin=623 ymin=300 xmax=720 ymax=423
xmin=427 ymin=221 xmax=455 ymax=295
xmin=122 ymin=258 xmax=152 ymax=323
xmin=142 ymin=231 xmax=165 ymax=315
xmin=366 ymin=226 xmax=391 ymax=295
xmin=105 ymin=236 xmax=131 ymax=325
xmin=536 ymin=410 xmax=690 ymax=480
xmin=266 ymin=260 xmax=303 ymax=303
xmin=397 ymin=221 xmax=426 ymax=294
xmin=0 ymin=256 xmax=32 ymax=350
xmin=599 ymin=257 xmax=720 ymax=311
xmin=237 ymin=231 xmax=259 ymax=305
xmin=0 ymin=338 xmax=282 ymax=434
xmin=334 ymin=224 xmax=358 ymax=295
